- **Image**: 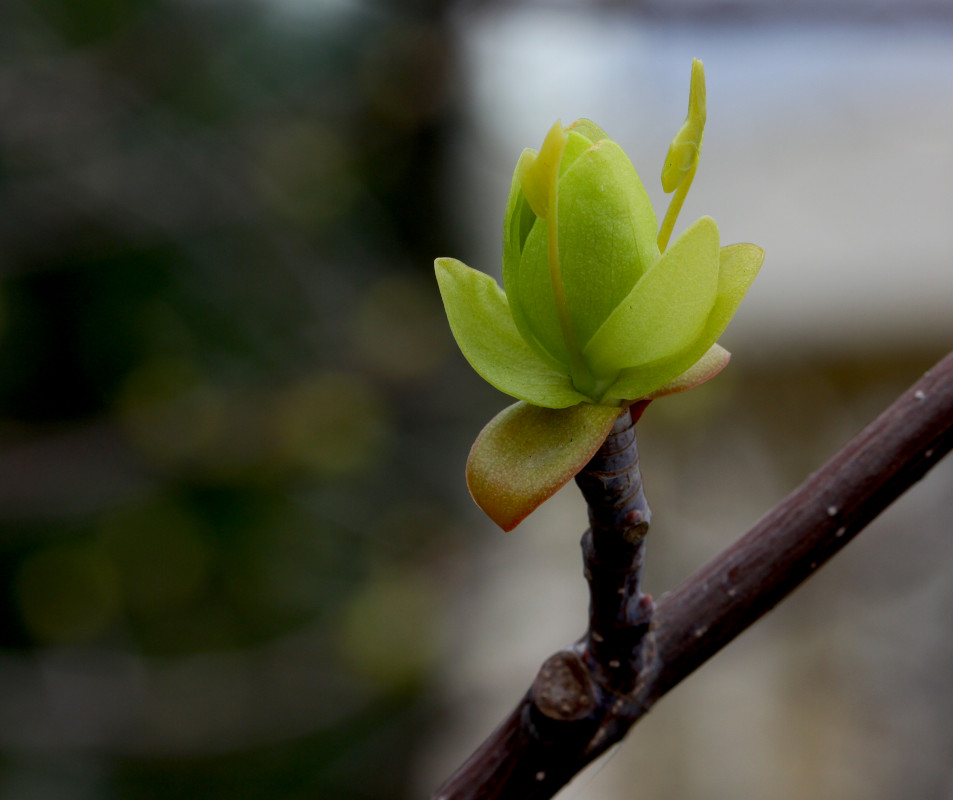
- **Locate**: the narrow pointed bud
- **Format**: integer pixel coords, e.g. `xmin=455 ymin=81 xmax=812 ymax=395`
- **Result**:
xmin=661 ymin=58 xmax=707 ymax=193
xmin=658 ymin=58 xmax=707 ymax=252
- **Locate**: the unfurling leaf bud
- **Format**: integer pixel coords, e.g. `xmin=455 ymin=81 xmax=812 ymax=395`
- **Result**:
xmin=434 ymin=59 xmax=763 ymax=529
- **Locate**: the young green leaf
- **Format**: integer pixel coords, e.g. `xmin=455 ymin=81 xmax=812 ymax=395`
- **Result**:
xmin=557 ymin=139 xmax=659 ymax=349
xmin=434 ymin=258 xmax=590 ymax=408
xmin=584 ymin=215 xmax=720 ymax=377
xmin=603 ymin=242 xmax=763 ymax=402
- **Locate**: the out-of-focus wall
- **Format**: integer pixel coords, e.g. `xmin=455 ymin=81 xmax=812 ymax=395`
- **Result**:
xmin=419 ymin=4 xmax=953 ymax=799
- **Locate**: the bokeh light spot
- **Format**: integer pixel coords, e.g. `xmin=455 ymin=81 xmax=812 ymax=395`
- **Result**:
xmin=253 ymin=120 xmax=359 ymax=231
xmin=272 ymin=371 xmax=389 ymax=478
xmin=338 ymin=572 xmax=441 ymax=691
xmin=97 ymin=499 xmax=211 ymax=617
xmin=117 ymin=357 xmax=227 ymax=470
xmin=14 ymin=543 xmax=122 ymax=646
xmin=353 ymin=274 xmax=450 ymax=381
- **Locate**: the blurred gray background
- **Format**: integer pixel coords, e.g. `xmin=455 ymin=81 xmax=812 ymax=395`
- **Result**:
xmin=0 ymin=1 xmax=951 ymax=799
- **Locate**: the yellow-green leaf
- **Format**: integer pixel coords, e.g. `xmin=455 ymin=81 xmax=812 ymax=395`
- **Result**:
xmin=558 ymin=139 xmax=660 ymax=349
xmin=603 ymin=241 xmax=763 ymax=402
xmin=584 ymin=215 xmax=720 ymax=377
xmin=434 ymin=258 xmax=588 ymax=408
xmin=518 ymin=121 xmax=566 ymax=220
xmin=701 ymin=242 xmax=765 ymax=337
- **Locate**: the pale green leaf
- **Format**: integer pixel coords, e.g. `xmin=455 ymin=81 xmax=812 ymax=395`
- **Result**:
xmin=511 ymin=219 xmax=569 ymax=366
xmin=502 ymin=149 xmax=539 ymax=269
xmin=702 ymin=242 xmax=765 ymax=337
xmin=434 ymin=258 xmax=587 ymax=408
xmin=519 ymin=121 xmax=566 ymax=219
xmin=503 ymin=130 xmax=619 ymax=372
xmin=467 ymin=401 xmax=622 ymax=531
xmin=558 ymin=139 xmax=660 ymax=349
xmin=558 ymin=129 xmax=598 ymax=177
xmin=602 ymin=241 xmax=763 ymax=402
xmin=584 ymin=215 xmax=720 ymax=377
xmin=502 ymin=150 xmax=566 ymax=371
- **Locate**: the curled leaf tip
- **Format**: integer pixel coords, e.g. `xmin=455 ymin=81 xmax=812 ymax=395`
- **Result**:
xmin=688 ymin=57 xmax=707 ymax=124
xmin=658 ymin=58 xmax=707 ymax=252
xmin=661 ymin=58 xmax=707 ymax=194
xmin=519 ymin=121 xmax=567 ymax=220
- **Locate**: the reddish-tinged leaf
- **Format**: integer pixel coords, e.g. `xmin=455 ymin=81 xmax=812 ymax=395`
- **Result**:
xmin=646 ymin=343 xmax=731 ymax=398
xmin=466 ymin=401 xmax=622 ymax=531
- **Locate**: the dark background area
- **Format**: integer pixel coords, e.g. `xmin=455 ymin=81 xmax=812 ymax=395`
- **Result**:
xmin=0 ymin=1 xmax=488 ymax=797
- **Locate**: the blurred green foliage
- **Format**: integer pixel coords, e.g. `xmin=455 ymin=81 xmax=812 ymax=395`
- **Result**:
xmin=0 ymin=0 xmax=479 ymax=796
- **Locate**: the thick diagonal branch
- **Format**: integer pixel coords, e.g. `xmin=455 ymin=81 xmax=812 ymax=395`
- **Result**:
xmin=645 ymin=351 xmax=953 ymax=700
xmin=431 ymin=350 xmax=953 ymax=800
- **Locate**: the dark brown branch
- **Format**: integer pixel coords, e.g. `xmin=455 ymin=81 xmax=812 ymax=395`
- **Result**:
xmin=644 ymin=350 xmax=953 ymax=703
xmin=431 ymin=350 xmax=953 ymax=800
xmin=432 ymin=408 xmax=655 ymax=800
xmin=574 ymin=407 xmax=653 ymax=692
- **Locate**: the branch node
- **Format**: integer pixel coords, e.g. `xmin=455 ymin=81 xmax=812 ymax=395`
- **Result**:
xmin=531 ymin=651 xmax=597 ymax=722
